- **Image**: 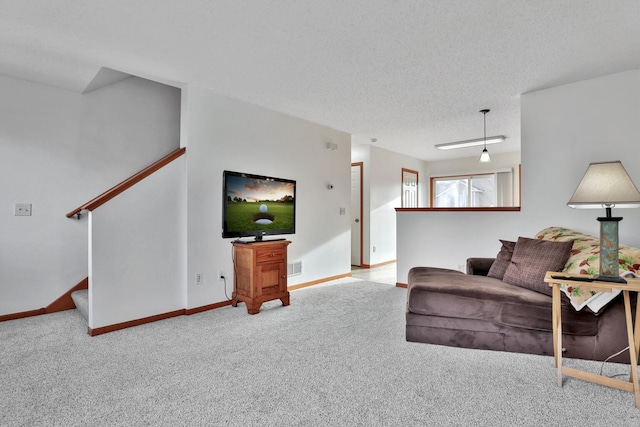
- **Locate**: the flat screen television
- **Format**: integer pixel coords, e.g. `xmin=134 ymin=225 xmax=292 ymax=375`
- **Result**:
xmin=222 ymin=170 xmax=296 ymax=241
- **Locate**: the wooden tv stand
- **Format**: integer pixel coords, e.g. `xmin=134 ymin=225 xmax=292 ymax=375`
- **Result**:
xmin=231 ymin=240 xmax=291 ymax=314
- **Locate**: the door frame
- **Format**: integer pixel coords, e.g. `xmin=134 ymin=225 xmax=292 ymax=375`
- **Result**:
xmin=351 ymin=162 xmax=363 ymax=267
xmin=401 ymin=167 xmax=419 ymax=208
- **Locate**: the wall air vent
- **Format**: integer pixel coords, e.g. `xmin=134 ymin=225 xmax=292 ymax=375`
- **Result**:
xmin=288 ymin=261 xmax=302 ymax=277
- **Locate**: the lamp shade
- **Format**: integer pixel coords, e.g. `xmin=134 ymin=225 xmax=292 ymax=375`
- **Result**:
xmin=567 ymin=161 xmax=640 ymax=209
xmin=479 ymin=148 xmax=491 ymax=163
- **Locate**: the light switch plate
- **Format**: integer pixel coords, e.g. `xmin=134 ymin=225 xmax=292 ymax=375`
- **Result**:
xmin=14 ymin=203 xmax=32 ymax=216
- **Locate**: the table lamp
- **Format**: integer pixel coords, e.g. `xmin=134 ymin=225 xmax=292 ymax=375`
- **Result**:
xmin=567 ymin=161 xmax=640 ymax=282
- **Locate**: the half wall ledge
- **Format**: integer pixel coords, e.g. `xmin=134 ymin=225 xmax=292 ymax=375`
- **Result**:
xmin=395 ymin=207 xmax=521 ymax=212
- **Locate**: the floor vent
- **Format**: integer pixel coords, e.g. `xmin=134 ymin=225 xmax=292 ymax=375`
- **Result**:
xmin=288 ymin=261 xmax=302 ymax=277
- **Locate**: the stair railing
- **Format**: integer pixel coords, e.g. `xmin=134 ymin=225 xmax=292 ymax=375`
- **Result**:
xmin=66 ymin=147 xmax=186 ymax=219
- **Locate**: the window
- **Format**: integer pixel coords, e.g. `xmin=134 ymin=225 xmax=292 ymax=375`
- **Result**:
xmin=431 ymin=170 xmax=513 ymax=208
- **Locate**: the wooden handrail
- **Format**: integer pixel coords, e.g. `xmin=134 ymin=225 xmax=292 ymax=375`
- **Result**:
xmin=66 ymin=147 xmax=186 ymax=218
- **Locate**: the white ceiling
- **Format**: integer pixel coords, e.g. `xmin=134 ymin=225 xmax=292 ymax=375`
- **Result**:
xmin=2 ymin=1 xmax=639 ymax=161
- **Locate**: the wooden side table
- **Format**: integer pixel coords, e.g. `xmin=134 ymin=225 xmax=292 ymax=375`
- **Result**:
xmin=544 ymin=272 xmax=640 ymax=408
xmin=231 ymin=240 xmax=291 ymax=315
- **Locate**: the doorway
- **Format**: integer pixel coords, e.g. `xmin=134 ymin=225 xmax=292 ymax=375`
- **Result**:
xmin=351 ymin=162 xmax=363 ymax=266
xmin=402 ymin=168 xmax=418 ymax=208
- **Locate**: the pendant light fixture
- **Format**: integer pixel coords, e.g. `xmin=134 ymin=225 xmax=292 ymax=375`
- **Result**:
xmin=479 ymin=109 xmax=491 ymax=163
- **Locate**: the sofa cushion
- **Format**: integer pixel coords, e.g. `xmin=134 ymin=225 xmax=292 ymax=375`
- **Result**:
xmin=498 ymin=302 xmax=598 ymax=336
xmin=503 ymin=237 xmax=573 ymax=296
xmin=408 ymin=267 xmax=551 ymax=320
xmin=487 ymin=239 xmax=516 ymax=279
xmin=407 ymin=267 xmax=599 ymax=336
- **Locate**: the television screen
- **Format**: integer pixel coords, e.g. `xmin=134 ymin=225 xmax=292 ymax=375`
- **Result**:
xmin=222 ymin=170 xmax=296 ymax=240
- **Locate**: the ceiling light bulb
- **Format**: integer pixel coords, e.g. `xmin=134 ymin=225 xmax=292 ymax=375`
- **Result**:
xmin=479 ymin=148 xmax=491 ymax=163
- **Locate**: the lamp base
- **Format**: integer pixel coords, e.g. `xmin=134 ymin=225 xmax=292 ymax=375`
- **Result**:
xmin=597 ymin=216 xmax=622 ymax=280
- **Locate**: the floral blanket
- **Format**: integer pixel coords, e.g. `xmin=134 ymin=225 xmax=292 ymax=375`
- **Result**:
xmin=536 ymin=227 xmax=640 ymax=312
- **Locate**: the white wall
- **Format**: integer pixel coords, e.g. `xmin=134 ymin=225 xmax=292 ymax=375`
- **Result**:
xmin=182 ymin=87 xmax=352 ymax=310
xmin=426 ymin=151 xmax=521 ymax=206
xmin=0 ymin=74 xmax=181 ymax=315
xmin=521 ymin=68 xmax=640 ymax=239
xmin=352 ymin=144 xmax=427 ymax=266
xmin=397 ymin=69 xmax=640 ymax=284
xmin=89 ymin=156 xmax=186 ymax=329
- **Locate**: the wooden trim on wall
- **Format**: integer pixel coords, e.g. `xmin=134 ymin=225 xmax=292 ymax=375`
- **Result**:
xmin=395 ymin=207 xmax=520 ymax=212
xmin=66 ymin=147 xmax=186 ymax=218
xmin=429 ymin=179 xmax=433 ymax=207
xmin=431 ymin=171 xmax=495 ymax=180
xmin=3 ymin=269 xmax=368 ymax=333
xmin=45 ymin=277 xmax=88 ymax=314
xmin=90 ymin=299 xmax=239 ymax=336
xmin=185 ymin=300 xmax=233 ymax=316
xmin=0 ymin=277 xmax=89 ymax=322
xmin=288 ymin=272 xmax=352 ymax=291
xmin=396 ymin=283 xmax=408 ymax=289
xmin=88 ymin=309 xmax=186 ymax=336
xmin=0 ymin=308 xmax=45 ymax=322
xmin=359 ymin=259 xmax=397 ymax=269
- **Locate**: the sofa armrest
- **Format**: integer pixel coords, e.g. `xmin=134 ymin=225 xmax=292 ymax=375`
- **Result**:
xmin=466 ymin=258 xmax=495 ymax=276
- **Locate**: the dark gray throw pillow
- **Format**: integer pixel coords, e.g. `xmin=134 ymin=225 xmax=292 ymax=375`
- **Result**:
xmin=503 ymin=237 xmax=573 ymax=296
xmin=487 ymin=240 xmax=516 ymax=280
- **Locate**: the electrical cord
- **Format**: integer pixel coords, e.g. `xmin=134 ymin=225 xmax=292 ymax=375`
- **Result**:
xmin=598 ymin=345 xmax=630 ymax=378
xmin=222 ymin=275 xmax=231 ymax=301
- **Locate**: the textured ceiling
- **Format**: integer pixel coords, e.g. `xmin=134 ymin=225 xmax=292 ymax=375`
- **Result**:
xmin=2 ymin=1 xmax=639 ymax=161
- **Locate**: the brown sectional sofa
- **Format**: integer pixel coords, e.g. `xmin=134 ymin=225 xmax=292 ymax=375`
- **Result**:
xmin=405 ymin=227 xmax=639 ymax=363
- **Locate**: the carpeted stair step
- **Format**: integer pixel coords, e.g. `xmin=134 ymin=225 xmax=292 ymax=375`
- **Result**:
xmin=71 ymin=289 xmax=88 ymax=321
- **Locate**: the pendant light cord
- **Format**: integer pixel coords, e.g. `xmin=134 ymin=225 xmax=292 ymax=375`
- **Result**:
xmin=481 ymin=109 xmax=489 ymax=149
xmin=483 ymin=112 xmax=486 ymax=149
xmin=479 ymin=109 xmax=491 ymax=163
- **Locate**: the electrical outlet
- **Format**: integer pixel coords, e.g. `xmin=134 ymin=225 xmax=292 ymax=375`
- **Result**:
xmin=14 ymin=203 xmax=32 ymax=216
xmin=218 ymin=270 xmax=225 ymax=281
xmin=195 ymin=273 xmax=202 ymax=285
